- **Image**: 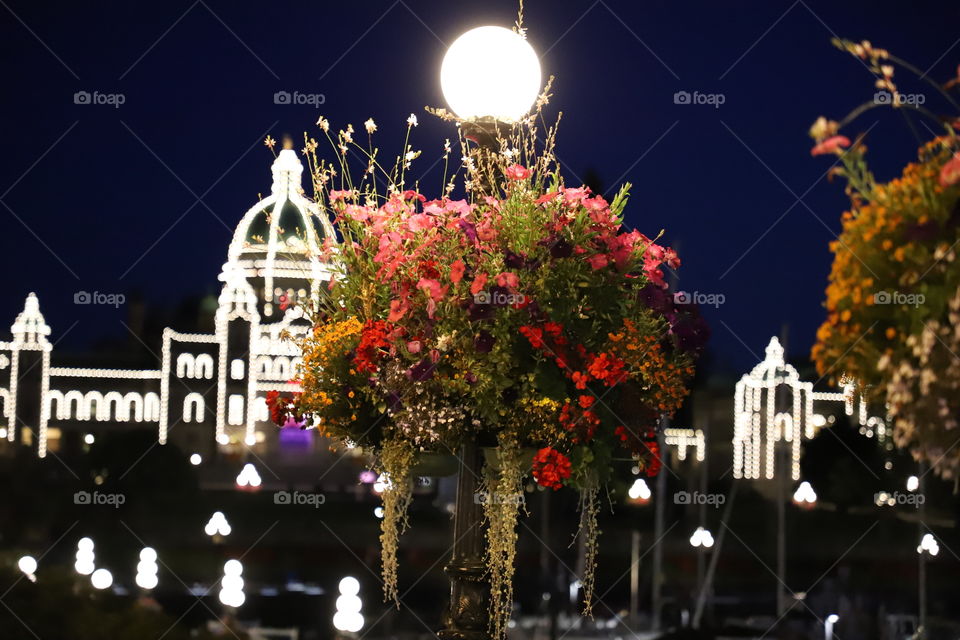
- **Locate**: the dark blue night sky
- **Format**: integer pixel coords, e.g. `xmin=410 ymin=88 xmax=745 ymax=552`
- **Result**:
xmin=2 ymin=0 xmax=958 ymax=372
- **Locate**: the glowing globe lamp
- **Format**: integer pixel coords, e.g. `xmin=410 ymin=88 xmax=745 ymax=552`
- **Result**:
xmin=441 ymin=26 xmax=541 ymax=123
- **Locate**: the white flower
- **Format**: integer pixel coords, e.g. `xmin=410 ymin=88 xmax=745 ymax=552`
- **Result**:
xmin=407 ymin=113 xmax=418 ymax=127
xmin=364 ymin=118 xmax=377 ymax=134
xmin=317 ymin=116 xmax=329 ymax=132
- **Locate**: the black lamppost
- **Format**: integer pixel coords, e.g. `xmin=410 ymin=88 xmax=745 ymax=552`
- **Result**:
xmin=435 ymin=24 xmax=543 ymax=640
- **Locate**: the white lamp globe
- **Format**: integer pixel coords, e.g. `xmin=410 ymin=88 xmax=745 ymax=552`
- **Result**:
xmin=338 ymin=576 xmax=360 ymax=596
xmin=441 ymin=26 xmax=541 ymax=122
xmin=17 ymin=556 xmax=37 ymax=575
xmin=91 ymin=568 xmax=113 ymax=590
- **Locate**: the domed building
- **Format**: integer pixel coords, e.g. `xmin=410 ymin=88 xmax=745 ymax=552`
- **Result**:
xmin=0 ymin=148 xmax=336 ymax=459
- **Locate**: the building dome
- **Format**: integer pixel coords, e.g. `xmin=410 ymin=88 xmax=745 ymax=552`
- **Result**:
xmin=221 ymin=147 xmax=336 ymax=320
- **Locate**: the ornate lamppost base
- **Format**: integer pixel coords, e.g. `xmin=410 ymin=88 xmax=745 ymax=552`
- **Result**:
xmin=437 ymin=439 xmax=491 ymax=640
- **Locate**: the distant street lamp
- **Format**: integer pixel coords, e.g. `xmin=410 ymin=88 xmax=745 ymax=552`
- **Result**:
xmin=235 ymin=463 xmax=261 ymax=489
xmin=219 ymin=559 xmax=245 ymax=608
xmin=792 ymin=481 xmax=817 ymax=508
xmin=190 ymin=453 xmax=202 ymax=466
xmin=627 ymin=478 xmax=652 ymax=503
xmin=333 ymin=576 xmax=364 ymax=633
xmin=689 ymin=526 xmax=715 ymax=548
xmin=917 ymin=533 xmax=939 ymax=557
xmin=205 ymin=511 xmax=232 ymax=539
xmin=135 ymin=547 xmax=159 ymax=590
xmin=17 ymin=555 xmax=37 ymax=582
xmin=906 ymin=475 xmax=919 ymax=492
xmin=825 ymin=613 xmax=839 ymax=639
xmin=91 ymin=568 xmax=112 ymax=590
xmin=75 ymin=537 xmax=95 ymax=576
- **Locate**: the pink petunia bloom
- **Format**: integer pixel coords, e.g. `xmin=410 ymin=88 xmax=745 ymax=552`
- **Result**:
xmin=496 ymin=272 xmax=519 ymax=288
xmin=587 ymin=254 xmax=609 ymax=270
xmin=505 ymin=164 xmax=531 ymax=181
xmin=811 ymin=135 xmax=851 ymax=156
xmin=408 ymin=213 xmax=435 ymax=232
xmin=407 ymin=340 xmax=422 ymax=354
xmin=423 ymin=200 xmax=446 ymax=215
xmin=561 ymin=186 xmax=590 ymax=206
xmin=583 ymin=195 xmax=608 ymax=211
xmin=402 ymin=189 xmax=426 ymax=202
xmin=445 ymin=199 xmax=472 ymax=217
xmin=417 ymin=278 xmax=446 ymax=301
xmin=470 ymin=273 xmax=488 ymax=295
xmin=343 ymin=204 xmax=370 ymax=222
xmin=450 ymin=259 xmax=466 ymax=284
xmin=940 ymin=153 xmax=960 ymax=187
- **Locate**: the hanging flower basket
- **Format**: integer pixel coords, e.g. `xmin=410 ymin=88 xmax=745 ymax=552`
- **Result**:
xmin=266 ymin=93 xmax=706 ymax=636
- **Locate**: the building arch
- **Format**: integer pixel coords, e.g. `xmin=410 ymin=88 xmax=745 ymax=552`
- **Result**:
xmin=183 ymin=393 xmax=204 ymax=423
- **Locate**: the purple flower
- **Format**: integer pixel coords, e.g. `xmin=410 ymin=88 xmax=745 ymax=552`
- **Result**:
xmin=459 ymin=218 xmax=478 ymax=243
xmin=474 ymin=330 xmax=496 ymax=353
xmin=639 ymin=284 xmax=673 ymax=316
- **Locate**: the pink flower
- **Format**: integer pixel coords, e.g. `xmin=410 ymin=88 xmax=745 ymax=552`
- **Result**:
xmin=408 ymin=213 xmax=435 ymax=232
xmin=587 ymin=254 xmax=609 ymax=270
xmin=811 ymin=135 xmax=851 ymax=156
xmin=329 ymin=189 xmax=354 ymax=202
xmin=940 ymin=153 xmax=960 ymax=187
xmin=496 ymin=272 xmax=519 ymax=288
xmin=470 ymin=273 xmax=488 ymax=295
xmin=505 ymin=164 xmax=531 ymax=180
xmin=343 ymin=204 xmax=370 ymax=222
xmin=450 ymin=259 xmax=466 ymax=284
xmin=423 ymin=200 xmax=446 ymax=215
xmin=417 ymin=278 xmax=446 ymax=301
xmin=388 ymin=298 xmax=409 ymax=322
xmin=407 ymin=340 xmax=422 ymax=354
xmin=664 ymin=248 xmax=681 ymax=270
xmin=583 ymin=196 xmax=608 ymax=211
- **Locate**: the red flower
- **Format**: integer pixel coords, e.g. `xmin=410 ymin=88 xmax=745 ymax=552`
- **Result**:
xmin=450 ymin=259 xmax=466 ymax=284
xmin=532 ymin=447 xmax=572 ymax=490
xmin=811 ymin=135 xmax=851 ymax=156
xmin=505 ymin=164 xmax=531 ymax=181
xmin=940 ymin=153 xmax=960 ymax=187
xmin=587 ymin=254 xmax=609 ymax=270
xmin=578 ymin=395 xmax=595 ymax=409
xmin=519 ymin=326 xmax=545 ymax=349
xmin=586 ymin=352 xmax=628 ymax=386
xmin=354 ymin=320 xmax=393 ymax=373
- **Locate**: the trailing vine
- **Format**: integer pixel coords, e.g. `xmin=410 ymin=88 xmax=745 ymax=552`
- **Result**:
xmin=577 ymin=483 xmax=601 ymax=617
xmin=482 ymin=439 xmax=526 ymax=639
xmin=378 ymin=438 xmax=415 ymax=606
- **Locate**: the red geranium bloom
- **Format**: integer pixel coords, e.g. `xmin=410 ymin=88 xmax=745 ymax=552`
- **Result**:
xmin=532 ymin=447 xmax=572 ymax=490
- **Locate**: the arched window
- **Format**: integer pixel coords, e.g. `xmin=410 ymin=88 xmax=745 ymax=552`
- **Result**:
xmin=85 ymin=392 xmax=104 ymax=421
xmin=194 ymin=354 xmax=214 ymax=380
xmin=64 ymin=390 xmax=85 ymax=419
xmin=103 ymin=392 xmax=124 ymax=421
xmin=183 ymin=393 xmax=204 ymax=423
xmin=124 ymin=393 xmax=144 ymax=422
xmin=144 ymin=393 xmax=161 ymax=422
xmin=176 ymin=353 xmax=195 ymax=378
